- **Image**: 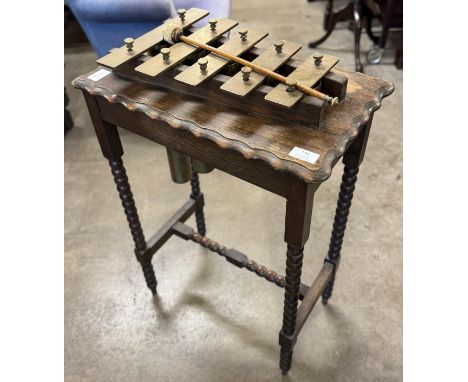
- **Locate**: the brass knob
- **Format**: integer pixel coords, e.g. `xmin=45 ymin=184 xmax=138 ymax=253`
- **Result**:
xmin=239 ymin=28 xmax=248 ymax=42
xmin=241 ymin=66 xmax=252 ymax=82
xmin=209 ymin=18 xmax=218 ymax=32
xmin=198 ymin=58 xmax=208 ymax=74
xmin=161 ymin=48 xmax=171 ymax=63
xmin=285 ymin=78 xmax=297 ymax=92
xmin=274 ymin=40 xmax=285 ymax=54
xmin=177 ymin=8 xmax=186 ymax=23
xmin=124 ymin=37 xmax=134 ymax=52
xmin=313 ymin=52 xmax=324 ymax=66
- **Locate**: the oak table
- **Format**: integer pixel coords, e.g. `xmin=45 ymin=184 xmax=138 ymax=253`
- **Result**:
xmin=73 ymin=66 xmax=393 ymax=373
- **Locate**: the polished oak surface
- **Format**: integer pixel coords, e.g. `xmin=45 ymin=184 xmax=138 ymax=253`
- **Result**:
xmin=73 ymin=66 xmax=393 ymax=183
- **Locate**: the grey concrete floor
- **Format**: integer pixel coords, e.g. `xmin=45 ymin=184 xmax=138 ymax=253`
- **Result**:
xmin=65 ymin=0 xmax=402 ymax=381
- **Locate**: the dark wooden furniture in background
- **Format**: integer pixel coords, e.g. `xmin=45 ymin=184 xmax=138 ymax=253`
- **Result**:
xmin=64 ymin=87 xmax=74 ymax=134
xmin=309 ymin=0 xmax=403 ymax=72
xmin=363 ymin=0 xmax=403 ymax=67
xmin=73 ymin=65 xmax=393 ymax=373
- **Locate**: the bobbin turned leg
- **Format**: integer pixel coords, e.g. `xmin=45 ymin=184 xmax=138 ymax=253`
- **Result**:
xmin=110 ymin=159 xmax=157 ymax=295
xmin=279 ymin=182 xmax=317 ymax=374
xmin=321 ymin=165 xmax=358 ymax=304
xmin=83 ymin=92 xmax=157 ymax=295
xmin=322 ymin=117 xmax=373 ymax=304
xmin=279 ymin=244 xmax=304 ymax=373
xmin=190 ymin=168 xmax=206 ymax=236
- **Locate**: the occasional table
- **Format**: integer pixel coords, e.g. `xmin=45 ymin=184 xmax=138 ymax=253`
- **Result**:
xmin=73 ymin=66 xmax=393 ymax=373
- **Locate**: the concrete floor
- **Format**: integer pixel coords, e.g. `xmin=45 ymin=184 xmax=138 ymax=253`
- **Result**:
xmin=65 ymin=0 xmax=402 ymax=381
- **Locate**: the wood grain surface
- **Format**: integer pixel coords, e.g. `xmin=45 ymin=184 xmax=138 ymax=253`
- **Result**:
xmin=72 ymin=67 xmax=393 ymax=183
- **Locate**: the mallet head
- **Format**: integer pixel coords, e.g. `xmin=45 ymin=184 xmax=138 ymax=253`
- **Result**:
xmin=162 ymin=23 xmax=183 ymax=44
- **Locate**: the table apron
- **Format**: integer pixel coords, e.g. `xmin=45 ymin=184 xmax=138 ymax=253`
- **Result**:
xmin=97 ymin=97 xmax=322 ymax=199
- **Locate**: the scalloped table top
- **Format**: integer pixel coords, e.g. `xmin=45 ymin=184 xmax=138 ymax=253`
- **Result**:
xmin=73 ymin=67 xmax=393 ymax=183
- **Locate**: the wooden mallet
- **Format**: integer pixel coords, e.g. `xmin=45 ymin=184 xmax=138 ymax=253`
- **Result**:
xmin=162 ymin=22 xmax=339 ymax=106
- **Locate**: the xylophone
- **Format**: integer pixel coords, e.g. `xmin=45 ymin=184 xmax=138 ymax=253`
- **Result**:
xmin=97 ymin=8 xmax=348 ymax=131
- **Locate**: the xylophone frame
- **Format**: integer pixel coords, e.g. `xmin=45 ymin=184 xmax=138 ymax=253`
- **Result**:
xmin=98 ymin=8 xmax=348 ymax=129
xmin=113 ymin=27 xmax=348 ymax=129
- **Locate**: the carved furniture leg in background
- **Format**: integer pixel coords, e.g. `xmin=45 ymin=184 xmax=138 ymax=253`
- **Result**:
xmin=378 ymin=0 xmax=395 ymax=50
xmin=353 ymin=0 xmax=364 ymax=72
xmin=323 ymin=0 xmax=335 ymax=30
xmin=190 ymin=167 xmax=206 ymax=236
xmin=279 ymin=182 xmax=317 ymax=373
xmin=309 ymin=1 xmax=353 ymax=48
xmin=322 ymin=116 xmax=373 ymax=304
xmin=83 ymin=92 xmax=157 ymax=295
xmin=365 ymin=14 xmax=380 ymax=45
xmin=64 ymin=87 xmax=74 ymax=134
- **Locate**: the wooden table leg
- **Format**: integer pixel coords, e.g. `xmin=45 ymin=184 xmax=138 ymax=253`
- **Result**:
xmin=353 ymin=0 xmax=364 ymax=73
xmin=64 ymin=87 xmax=74 ymax=134
xmin=83 ymin=92 xmax=158 ymax=295
xmin=321 ymin=165 xmax=359 ymax=304
xmin=323 ymin=0 xmax=335 ymax=31
xmin=279 ymin=182 xmax=318 ymax=373
xmin=189 ymin=167 xmax=206 ymax=236
xmin=279 ymin=244 xmax=304 ymax=373
xmin=322 ymin=116 xmax=373 ymax=304
xmin=308 ymin=1 xmax=353 ymax=48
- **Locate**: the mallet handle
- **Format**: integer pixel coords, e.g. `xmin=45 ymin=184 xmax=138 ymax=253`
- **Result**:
xmin=179 ymin=35 xmax=337 ymax=105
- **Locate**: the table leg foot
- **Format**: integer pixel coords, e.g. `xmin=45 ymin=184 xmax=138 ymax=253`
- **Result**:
xmin=141 ymin=260 xmax=157 ymax=295
xmin=278 ymin=244 xmax=304 ymax=373
xmin=280 ymin=348 xmax=293 ymax=374
xmin=322 ymin=165 xmax=359 ymax=304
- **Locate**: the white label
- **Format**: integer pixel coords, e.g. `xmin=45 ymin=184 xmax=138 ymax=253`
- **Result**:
xmin=288 ymin=147 xmax=320 ymax=164
xmin=87 ymin=68 xmax=111 ymax=82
